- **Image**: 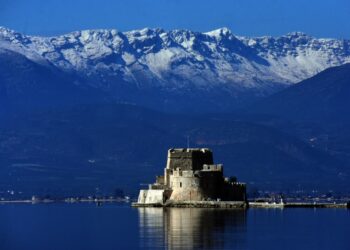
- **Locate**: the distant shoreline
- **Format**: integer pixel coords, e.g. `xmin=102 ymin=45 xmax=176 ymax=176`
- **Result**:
xmin=0 ymin=198 xmax=130 ymax=204
xmin=1 ymin=199 xmax=349 ymax=209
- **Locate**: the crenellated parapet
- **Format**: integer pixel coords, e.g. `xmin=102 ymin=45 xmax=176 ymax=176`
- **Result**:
xmin=134 ymin=148 xmax=246 ymax=207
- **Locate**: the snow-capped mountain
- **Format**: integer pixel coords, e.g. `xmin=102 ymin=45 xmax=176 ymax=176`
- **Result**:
xmin=1 ymin=26 xmax=350 ymax=111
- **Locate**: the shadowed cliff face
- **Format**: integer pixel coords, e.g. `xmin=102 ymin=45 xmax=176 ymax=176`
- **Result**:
xmin=0 ymin=49 xmax=110 ymax=116
xmin=249 ymin=63 xmax=350 ymax=124
xmin=246 ymin=63 xmax=350 ymax=181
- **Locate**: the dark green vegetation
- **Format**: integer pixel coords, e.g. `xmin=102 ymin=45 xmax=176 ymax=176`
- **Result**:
xmin=0 ymin=103 xmax=348 ymax=197
xmin=1 ymin=48 xmax=350 ymax=197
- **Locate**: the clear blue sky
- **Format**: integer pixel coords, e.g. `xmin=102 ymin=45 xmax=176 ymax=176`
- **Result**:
xmin=1 ymin=0 xmax=349 ymax=38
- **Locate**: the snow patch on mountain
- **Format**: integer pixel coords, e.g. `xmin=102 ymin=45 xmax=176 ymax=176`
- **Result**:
xmin=1 ymin=26 xmax=350 ymax=93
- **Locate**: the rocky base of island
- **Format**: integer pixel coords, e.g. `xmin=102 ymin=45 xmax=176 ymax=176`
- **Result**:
xmin=132 ymin=200 xmax=350 ymax=209
xmin=132 ymin=200 xmax=247 ymax=208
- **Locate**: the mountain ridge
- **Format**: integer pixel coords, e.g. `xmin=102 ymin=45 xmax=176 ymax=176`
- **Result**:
xmin=2 ymin=28 xmax=350 ymax=195
xmin=1 ymin=26 xmax=350 ymax=111
xmin=0 ymin=27 xmax=350 ymax=113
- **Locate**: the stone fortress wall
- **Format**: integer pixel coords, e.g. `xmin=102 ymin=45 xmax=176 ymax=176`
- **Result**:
xmin=137 ymin=148 xmax=246 ymax=205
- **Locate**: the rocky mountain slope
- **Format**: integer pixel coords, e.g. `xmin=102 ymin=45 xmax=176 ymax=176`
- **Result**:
xmin=1 ymin=27 xmax=350 ymax=197
xmin=247 ymin=63 xmax=350 ymax=173
xmin=1 ymin=27 xmax=350 ymax=111
xmin=249 ymin=63 xmax=350 ymax=123
xmin=0 ymin=103 xmax=347 ymax=197
xmin=0 ymin=48 xmax=109 ymax=116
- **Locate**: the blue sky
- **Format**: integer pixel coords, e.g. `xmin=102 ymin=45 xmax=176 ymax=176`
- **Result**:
xmin=1 ymin=0 xmax=349 ymax=38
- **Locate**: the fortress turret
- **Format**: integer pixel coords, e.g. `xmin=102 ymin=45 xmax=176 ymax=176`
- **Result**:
xmin=135 ymin=148 xmax=246 ymax=207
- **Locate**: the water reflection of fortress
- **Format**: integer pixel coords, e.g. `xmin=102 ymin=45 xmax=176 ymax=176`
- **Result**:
xmin=134 ymin=148 xmax=246 ymax=207
xmin=138 ymin=208 xmax=247 ymax=249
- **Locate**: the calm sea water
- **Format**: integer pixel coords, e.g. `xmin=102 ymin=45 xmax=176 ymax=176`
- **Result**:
xmin=0 ymin=203 xmax=349 ymax=250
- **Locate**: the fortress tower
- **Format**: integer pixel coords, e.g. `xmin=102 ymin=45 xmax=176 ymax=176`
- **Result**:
xmin=135 ymin=148 xmax=246 ymax=207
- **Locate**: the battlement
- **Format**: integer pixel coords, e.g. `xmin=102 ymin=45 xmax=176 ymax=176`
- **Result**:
xmin=202 ymin=164 xmax=223 ymax=172
xmin=135 ymin=148 xmax=246 ymax=206
xmin=166 ymin=148 xmax=213 ymax=171
xmin=168 ymin=148 xmax=211 ymax=153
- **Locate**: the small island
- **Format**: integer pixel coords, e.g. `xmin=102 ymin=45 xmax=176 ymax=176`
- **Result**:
xmin=132 ymin=148 xmax=247 ymax=208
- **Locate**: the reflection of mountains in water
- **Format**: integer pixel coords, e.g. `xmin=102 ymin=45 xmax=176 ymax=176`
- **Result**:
xmin=138 ymin=208 xmax=247 ymax=249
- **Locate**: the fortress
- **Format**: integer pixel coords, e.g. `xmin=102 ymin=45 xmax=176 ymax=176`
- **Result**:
xmin=133 ymin=148 xmax=246 ymax=208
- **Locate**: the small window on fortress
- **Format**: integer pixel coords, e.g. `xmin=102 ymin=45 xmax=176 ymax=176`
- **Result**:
xmin=180 ymin=182 xmax=182 ymax=188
